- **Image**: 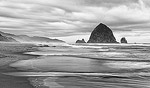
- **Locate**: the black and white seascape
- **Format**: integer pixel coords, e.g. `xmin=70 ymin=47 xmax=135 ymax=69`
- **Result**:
xmin=0 ymin=0 xmax=150 ymax=88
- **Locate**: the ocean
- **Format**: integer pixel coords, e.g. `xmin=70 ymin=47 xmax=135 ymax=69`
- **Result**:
xmin=5 ymin=43 xmax=150 ymax=88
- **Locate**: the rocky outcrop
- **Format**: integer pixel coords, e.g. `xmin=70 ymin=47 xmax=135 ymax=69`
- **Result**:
xmin=0 ymin=34 xmax=17 ymax=42
xmin=76 ymin=39 xmax=86 ymax=43
xmin=121 ymin=37 xmax=127 ymax=43
xmin=38 ymin=44 xmax=49 ymax=47
xmin=87 ymin=23 xmax=117 ymax=43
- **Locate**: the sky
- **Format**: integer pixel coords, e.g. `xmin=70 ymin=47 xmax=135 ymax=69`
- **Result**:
xmin=0 ymin=0 xmax=150 ymax=43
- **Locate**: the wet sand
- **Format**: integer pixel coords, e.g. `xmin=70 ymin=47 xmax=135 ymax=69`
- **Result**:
xmin=3 ymin=43 xmax=150 ymax=88
xmin=0 ymin=42 xmax=39 ymax=88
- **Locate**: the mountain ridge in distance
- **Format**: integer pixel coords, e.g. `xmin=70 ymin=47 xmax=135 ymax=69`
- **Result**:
xmin=0 ymin=31 xmax=65 ymax=43
xmin=0 ymin=34 xmax=18 ymax=42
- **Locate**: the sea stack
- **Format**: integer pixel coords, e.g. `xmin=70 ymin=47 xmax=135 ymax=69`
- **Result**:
xmin=76 ymin=39 xmax=86 ymax=43
xmin=87 ymin=23 xmax=117 ymax=43
xmin=121 ymin=37 xmax=127 ymax=43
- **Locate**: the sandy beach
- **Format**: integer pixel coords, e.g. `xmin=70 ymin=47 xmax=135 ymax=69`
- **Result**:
xmin=1 ymin=43 xmax=150 ymax=88
xmin=0 ymin=42 xmax=39 ymax=88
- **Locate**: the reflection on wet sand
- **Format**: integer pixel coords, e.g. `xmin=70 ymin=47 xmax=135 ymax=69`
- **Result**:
xmin=5 ymin=44 xmax=150 ymax=88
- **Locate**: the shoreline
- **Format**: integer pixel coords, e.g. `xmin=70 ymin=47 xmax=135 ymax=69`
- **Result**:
xmin=2 ymin=43 xmax=150 ymax=88
xmin=0 ymin=43 xmax=40 ymax=88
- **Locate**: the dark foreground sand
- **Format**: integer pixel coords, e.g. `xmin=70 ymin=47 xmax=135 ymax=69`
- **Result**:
xmin=0 ymin=42 xmax=39 ymax=88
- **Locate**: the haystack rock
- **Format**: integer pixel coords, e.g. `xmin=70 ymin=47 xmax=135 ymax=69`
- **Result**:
xmin=87 ymin=23 xmax=117 ymax=43
xmin=76 ymin=39 xmax=86 ymax=43
xmin=121 ymin=37 xmax=127 ymax=43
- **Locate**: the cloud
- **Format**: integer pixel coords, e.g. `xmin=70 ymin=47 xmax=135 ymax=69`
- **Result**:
xmin=0 ymin=0 xmax=150 ymax=42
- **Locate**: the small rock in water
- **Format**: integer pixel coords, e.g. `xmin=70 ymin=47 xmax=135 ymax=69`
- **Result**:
xmin=76 ymin=39 xmax=86 ymax=43
xmin=121 ymin=37 xmax=127 ymax=43
xmin=39 ymin=44 xmax=49 ymax=47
